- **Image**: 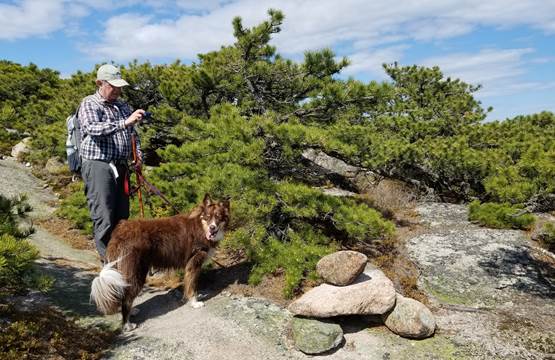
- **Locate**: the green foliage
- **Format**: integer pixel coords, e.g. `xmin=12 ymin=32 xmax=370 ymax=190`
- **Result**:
xmin=0 ymin=194 xmax=52 ymax=294
xmin=0 ymin=61 xmax=64 ymax=155
xmin=539 ymin=222 xmax=555 ymax=251
xmin=0 ymin=194 xmax=33 ymax=239
xmin=154 ymin=103 xmax=394 ymax=295
xmin=249 ymin=229 xmax=336 ymax=297
xmin=0 ymin=234 xmax=53 ymax=294
xmin=468 ymin=201 xmax=536 ymax=230
xmin=55 ymin=182 xmax=92 ymax=235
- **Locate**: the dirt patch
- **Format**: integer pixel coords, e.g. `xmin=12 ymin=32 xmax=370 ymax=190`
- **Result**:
xmin=0 ymin=300 xmax=116 ymax=360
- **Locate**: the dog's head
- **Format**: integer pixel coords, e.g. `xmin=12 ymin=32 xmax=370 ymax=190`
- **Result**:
xmin=200 ymin=194 xmax=230 ymax=242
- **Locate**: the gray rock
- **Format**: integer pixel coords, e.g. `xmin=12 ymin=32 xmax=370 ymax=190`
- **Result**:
xmin=11 ymin=137 xmax=32 ymax=161
xmin=291 ymin=317 xmax=343 ymax=354
xmin=409 ymin=202 xmax=554 ymax=306
xmin=288 ymin=264 xmax=396 ymax=317
xmin=301 ymin=148 xmax=380 ymax=192
xmin=383 ymin=293 xmax=436 ymax=339
xmin=316 ymin=250 xmax=368 ymax=286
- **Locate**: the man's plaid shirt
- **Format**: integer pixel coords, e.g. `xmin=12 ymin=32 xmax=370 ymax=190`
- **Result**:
xmin=78 ymin=91 xmax=141 ymax=162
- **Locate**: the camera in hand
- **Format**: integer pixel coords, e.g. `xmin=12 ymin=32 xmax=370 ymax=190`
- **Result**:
xmin=142 ymin=111 xmax=152 ymax=124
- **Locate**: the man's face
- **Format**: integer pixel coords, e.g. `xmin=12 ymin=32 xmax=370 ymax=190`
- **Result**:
xmin=98 ymin=81 xmax=122 ymax=102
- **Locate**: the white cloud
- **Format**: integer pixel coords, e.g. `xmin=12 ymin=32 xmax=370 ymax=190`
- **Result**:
xmin=175 ymin=0 xmax=225 ymax=12
xmin=81 ymin=0 xmax=555 ymax=62
xmin=421 ymin=48 xmax=541 ymax=97
xmin=341 ymin=45 xmax=409 ymax=78
xmin=0 ymin=0 xmax=65 ymax=40
xmin=85 ymin=11 xmax=236 ymax=61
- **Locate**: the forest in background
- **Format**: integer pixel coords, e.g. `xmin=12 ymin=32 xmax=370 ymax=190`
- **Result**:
xmin=1 ymin=10 xmax=554 ymax=296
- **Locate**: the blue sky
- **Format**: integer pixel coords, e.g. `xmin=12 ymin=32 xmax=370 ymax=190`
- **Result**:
xmin=1 ymin=0 xmax=554 ymax=121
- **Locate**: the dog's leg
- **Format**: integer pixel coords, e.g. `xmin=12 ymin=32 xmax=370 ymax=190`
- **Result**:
xmin=120 ymin=259 xmax=148 ymax=332
xmin=184 ymin=250 xmax=207 ymax=308
xmin=122 ymin=296 xmax=137 ymax=331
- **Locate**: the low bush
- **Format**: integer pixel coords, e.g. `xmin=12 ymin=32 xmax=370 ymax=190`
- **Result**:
xmin=55 ymin=182 xmax=92 ymax=235
xmin=0 ymin=194 xmax=33 ymax=238
xmin=537 ymin=222 xmax=555 ymax=252
xmin=0 ymin=234 xmax=53 ymax=294
xmin=0 ymin=194 xmax=52 ymax=295
xmin=468 ymin=200 xmax=536 ymax=230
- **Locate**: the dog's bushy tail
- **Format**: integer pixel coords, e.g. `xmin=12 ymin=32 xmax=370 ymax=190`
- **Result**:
xmin=90 ymin=259 xmax=128 ymax=315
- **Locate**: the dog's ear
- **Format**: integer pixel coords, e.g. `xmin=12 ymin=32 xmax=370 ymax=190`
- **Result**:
xmin=221 ymin=198 xmax=230 ymax=211
xmin=203 ymin=193 xmax=212 ymax=207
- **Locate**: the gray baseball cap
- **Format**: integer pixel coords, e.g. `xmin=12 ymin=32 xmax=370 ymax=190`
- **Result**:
xmin=96 ymin=64 xmax=129 ymax=87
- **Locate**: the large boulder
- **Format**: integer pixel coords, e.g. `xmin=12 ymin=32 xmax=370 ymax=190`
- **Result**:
xmin=383 ymin=294 xmax=436 ymax=339
xmin=288 ymin=264 xmax=396 ymax=317
xmin=316 ymin=250 xmax=367 ymax=286
xmin=301 ymin=148 xmax=380 ymax=192
xmin=291 ymin=317 xmax=343 ymax=354
xmin=11 ymin=137 xmax=32 ymax=161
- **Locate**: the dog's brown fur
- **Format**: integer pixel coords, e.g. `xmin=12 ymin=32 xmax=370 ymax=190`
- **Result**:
xmin=90 ymin=194 xmax=230 ymax=330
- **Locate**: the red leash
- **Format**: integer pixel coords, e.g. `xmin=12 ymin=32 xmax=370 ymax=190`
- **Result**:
xmin=129 ymin=133 xmax=180 ymax=216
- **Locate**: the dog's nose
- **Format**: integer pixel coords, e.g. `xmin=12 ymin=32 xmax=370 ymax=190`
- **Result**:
xmin=209 ymin=224 xmax=217 ymax=232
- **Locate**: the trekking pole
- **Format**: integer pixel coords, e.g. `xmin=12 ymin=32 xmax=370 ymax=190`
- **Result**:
xmin=131 ymin=133 xmax=145 ymax=217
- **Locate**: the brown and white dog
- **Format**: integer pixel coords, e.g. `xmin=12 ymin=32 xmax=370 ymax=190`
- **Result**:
xmin=90 ymin=194 xmax=230 ymax=331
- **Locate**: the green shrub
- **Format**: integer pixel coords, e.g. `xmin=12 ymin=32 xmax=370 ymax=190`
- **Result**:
xmin=0 ymin=234 xmax=53 ymax=294
xmin=538 ymin=222 xmax=555 ymax=251
xmin=468 ymin=200 xmax=536 ymax=230
xmin=248 ymin=226 xmax=336 ymax=297
xmin=0 ymin=193 xmax=52 ymax=294
xmin=55 ymin=182 xmax=92 ymax=235
xmin=0 ymin=194 xmax=33 ymax=238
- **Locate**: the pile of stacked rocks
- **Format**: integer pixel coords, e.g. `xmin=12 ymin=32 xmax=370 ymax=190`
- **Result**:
xmin=288 ymin=250 xmax=436 ymax=354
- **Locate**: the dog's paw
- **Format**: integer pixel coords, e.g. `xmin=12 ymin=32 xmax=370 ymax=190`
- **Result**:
xmin=122 ymin=322 xmax=138 ymax=332
xmin=130 ymin=307 xmax=140 ymax=317
xmin=189 ymin=299 xmax=205 ymax=309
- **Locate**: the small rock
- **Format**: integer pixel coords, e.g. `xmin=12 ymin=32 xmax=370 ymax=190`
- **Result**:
xmin=25 ymin=162 xmax=31 ymax=167
xmin=291 ymin=317 xmax=343 ymax=354
xmin=382 ymin=294 xmax=436 ymax=339
xmin=11 ymin=137 xmax=32 ymax=161
xmin=317 ymin=250 xmax=367 ymax=286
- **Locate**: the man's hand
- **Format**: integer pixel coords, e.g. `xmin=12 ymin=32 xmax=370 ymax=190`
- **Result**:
xmin=133 ymin=157 xmax=143 ymax=173
xmin=125 ymin=109 xmax=146 ymax=127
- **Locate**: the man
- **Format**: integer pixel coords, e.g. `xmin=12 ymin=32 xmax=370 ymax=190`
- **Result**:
xmin=79 ymin=64 xmax=145 ymax=263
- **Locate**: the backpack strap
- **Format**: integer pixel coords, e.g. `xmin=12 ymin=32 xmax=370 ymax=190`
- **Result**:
xmin=75 ymin=94 xmax=104 ymax=141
